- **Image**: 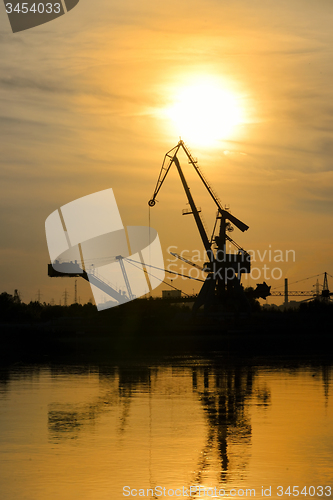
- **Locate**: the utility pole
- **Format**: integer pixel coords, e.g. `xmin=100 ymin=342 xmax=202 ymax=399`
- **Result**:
xmin=322 ymin=272 xmax=330 ymax=302
xmin=36 ymin=289 xmax=42 ymax=303
xmin=63 ymin=289 xmax=69 ymax=306
xmin=313 ymin=279 xmax=320 ymax=299
xmin=74 ymin=279 xmax=78 ymax=304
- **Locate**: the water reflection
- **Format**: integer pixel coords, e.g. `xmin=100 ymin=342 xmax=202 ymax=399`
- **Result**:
xmin=0 ymin=359 xmax=332 ymax=500
xmin=322 ymin=365 xmax=331 ymax=403
xmin=0 ymin=368 xmax=10 ymax=397
xmin=47 ymin=365 xmax=154 ymax=441
xmin=46 ymin=362 xmax=273 ymax=487
xmin=190 ymin=365 xmax=271 ymax=488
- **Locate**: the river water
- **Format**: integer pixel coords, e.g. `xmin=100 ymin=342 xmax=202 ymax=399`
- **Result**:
xmin=0 ymin=356 xmax=332 ymax=500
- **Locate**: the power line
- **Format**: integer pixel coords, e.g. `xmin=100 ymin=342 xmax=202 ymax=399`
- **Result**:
xmin=272 ymin=273 xmax=325 ymax=290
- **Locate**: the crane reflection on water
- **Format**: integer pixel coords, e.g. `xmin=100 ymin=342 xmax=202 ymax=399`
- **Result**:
xmin=43 ymin=361 xmax=333 ymax=497
xmin=46 ymin=362 xmax=272 ymax=486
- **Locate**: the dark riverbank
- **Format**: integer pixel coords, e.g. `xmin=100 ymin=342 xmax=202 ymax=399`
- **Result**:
xmin=0 ymin=305 xmax=333 ymax=362
xmin=1 ymin=292 xmax=333 ymax=364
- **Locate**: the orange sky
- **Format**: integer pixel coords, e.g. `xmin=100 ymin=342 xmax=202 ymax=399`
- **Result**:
xmin=0 ymin=0 xmax=333 ymax=304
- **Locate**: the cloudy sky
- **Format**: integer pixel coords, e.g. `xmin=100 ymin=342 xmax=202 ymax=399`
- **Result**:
xmin=1 ymin=0 xmax=333 ymax=304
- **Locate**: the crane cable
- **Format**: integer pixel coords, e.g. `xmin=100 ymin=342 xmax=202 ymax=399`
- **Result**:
xmin=123 ymin=258 xmax=196 ymax=297
xmin=271 ymin=272 xmax=326 ymax=290
xmin=149 ymin=205 xmax=151 ymax=258
xmin=124 ymin=257 xmax=205 ymax=283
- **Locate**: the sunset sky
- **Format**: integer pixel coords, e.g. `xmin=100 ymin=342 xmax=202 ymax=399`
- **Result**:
xmin=1 ymin=0 xmax=333 ymax=304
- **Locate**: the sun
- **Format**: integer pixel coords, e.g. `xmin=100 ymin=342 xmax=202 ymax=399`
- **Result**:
xmin=166 ymin=80 xmax=244 ymax=147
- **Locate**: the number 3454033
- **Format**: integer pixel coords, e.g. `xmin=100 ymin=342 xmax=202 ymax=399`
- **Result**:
xmin=277 ymin=486 xmax=331 ymax=497
xmin=5 ymin=3 xmax=61 ymax=14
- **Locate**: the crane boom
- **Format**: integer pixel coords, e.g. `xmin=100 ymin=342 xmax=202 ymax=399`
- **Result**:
xmin=173 ymin=156 xmax=213 ymax=261
xmin=148 ymin=143 xmax=182 ymax=207
xmin=149 ymin=140 xmax=249 ymax=232
xmin=148 ymin=144 xmax=213 ymax=261
xmin=180 ymin=142 xmax=249 ymax=232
